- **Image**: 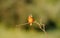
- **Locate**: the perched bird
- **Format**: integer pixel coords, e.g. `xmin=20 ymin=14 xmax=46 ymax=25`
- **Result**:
xmin=27 ymin=14 xmax=34 ymax=26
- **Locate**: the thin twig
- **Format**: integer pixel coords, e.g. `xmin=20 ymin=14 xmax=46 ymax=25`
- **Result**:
xmin=34 ymin=21 xmax=48 ymax=38
xmin=16 ymin=23 xmax=28 ymax=27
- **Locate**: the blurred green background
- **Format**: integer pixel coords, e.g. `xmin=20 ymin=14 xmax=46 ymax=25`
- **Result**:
xmin=0 ymin=0 xmax=60 ymax=38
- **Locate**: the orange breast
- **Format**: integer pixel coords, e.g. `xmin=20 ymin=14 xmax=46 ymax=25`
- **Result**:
xmin=28 ymin=16 xmax=34 ymax=24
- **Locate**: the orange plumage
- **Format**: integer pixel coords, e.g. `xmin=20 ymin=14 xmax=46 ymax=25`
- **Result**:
xmin=28 ymin=15 xmax=34 ymax=26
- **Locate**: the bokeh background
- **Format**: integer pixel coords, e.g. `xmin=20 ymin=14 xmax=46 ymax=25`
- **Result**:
xmin=0 ymin=0 xmax=60 ymax=38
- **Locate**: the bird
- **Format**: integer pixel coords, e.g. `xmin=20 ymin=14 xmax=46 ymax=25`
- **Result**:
xmin=27 ymin=14 xmax=34 ymax=26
